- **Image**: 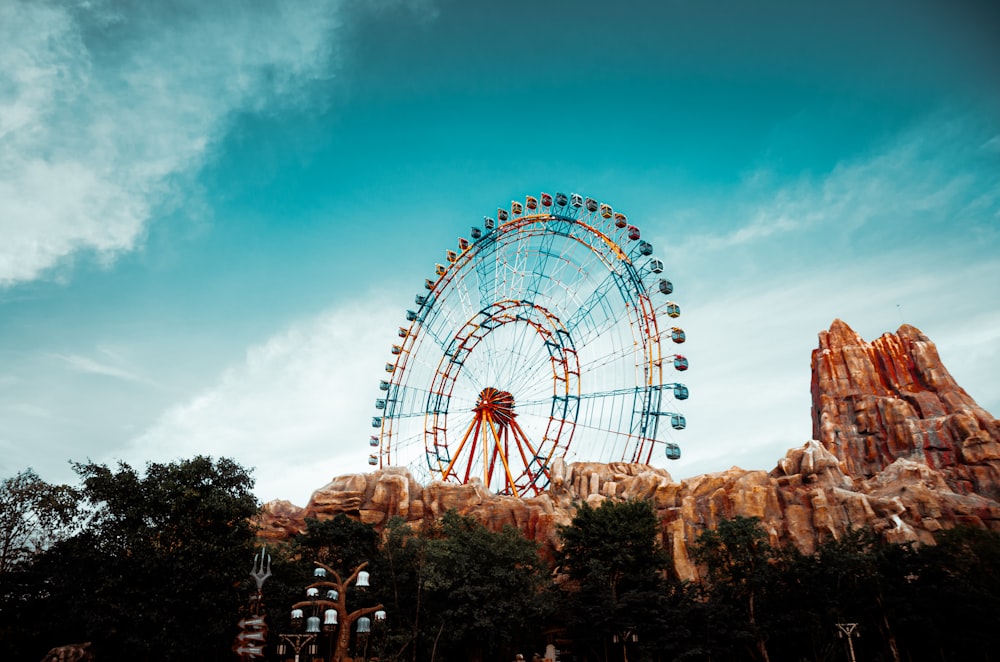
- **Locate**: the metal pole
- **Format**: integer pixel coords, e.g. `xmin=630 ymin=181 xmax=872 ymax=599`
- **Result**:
xmin=836 ymin=623 xmax=858 ymax=662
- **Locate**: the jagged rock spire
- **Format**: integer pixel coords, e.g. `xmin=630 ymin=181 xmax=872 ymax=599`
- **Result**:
xmin=811 ymin=319 xmax=1000 ymax=498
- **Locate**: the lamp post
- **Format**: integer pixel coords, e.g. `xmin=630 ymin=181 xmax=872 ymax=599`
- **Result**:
xmin=284 ymin=560 xmax=385 ymax=662
xmin=836 ymin=623 xmax=858 ymax=662
xmin=613 ymin=628 xmax=637 ymax=662
xmin=277 ymin=633 xmax=318 ymax=662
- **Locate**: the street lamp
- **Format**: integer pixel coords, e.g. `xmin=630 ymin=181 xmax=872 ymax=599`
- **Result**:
xmin=836 ymin=623 xmax=859 ymax=662
xmin=282 ymin=560 xmax=385 ymax=662
xmin=613 ymin=628 xmax=638 ymax=662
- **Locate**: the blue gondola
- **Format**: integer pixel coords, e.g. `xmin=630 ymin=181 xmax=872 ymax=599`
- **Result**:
xmin=555 ymin=192 xmax=568 ymax=206
xmin=673 ymin=384 xmax=689 ymax=400
xmin=665 ymin=443 xmax=681 ymax=460
xmin=638 ymin=241 xmax=653 ymax=256
xmin=671 ymin=414 xmax=686 ymax=430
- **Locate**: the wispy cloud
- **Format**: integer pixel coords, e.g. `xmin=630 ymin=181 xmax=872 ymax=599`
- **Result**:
xmin=47 ymin=350 xmax=154 ymax=387
xmin=123 ymin=298 xmax=402 ymax=504
xmin=681 ymin=116 xmax=1000 ymax=252
xmin=0 ymin=0 xmax=350 ymax=287
xmin=651 ymin=115 xmax=1000 ymax=479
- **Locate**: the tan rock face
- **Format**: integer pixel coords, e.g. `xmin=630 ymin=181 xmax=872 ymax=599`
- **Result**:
xmin=256 ymin=320 xmax=1000 ymax=581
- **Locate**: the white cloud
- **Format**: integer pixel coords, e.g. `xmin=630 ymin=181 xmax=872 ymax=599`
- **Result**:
xmin=652 ymin=116 xmax=1000 ymax=479
xmin=47 ymin=348 xmax=156 ymax=386
xmin=0 ymin=0 xmax=347 ymax=286
xmin=683 ymin=117 xmax=1000 ymax=252
xmin=124 ymin=298 xmax=402 ymax=505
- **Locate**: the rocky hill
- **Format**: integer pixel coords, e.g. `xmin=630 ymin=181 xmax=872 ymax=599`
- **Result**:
xmin=257 ymin=320 xmax=1000 ymax=580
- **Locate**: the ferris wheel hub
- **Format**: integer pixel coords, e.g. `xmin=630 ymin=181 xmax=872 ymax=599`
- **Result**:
xmin=474 ymin=387 xmax=516 ymax=427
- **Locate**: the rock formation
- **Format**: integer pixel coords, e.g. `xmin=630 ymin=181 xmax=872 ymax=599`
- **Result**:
xmin=812 ymin=319 xmax=1000 ymax=499
xmin=257 ymin=321 xmax=1000 ymax=581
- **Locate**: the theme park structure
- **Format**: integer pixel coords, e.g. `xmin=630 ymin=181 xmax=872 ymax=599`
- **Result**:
xmin=370 ymin=192 xmax=689 ymax=497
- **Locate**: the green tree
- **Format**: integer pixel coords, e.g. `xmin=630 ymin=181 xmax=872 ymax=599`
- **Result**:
xmin=0 ymin=469 xmax=80 ymax=581
xmin=692 ymin=516 xmax=776 ymax=662
xmin=903 ymin=526 xmax=1000 ymax=660
xmin=276 ymin=511 xmax=550 ymax=662
xmin=416 ymin=511 xmax=550 ymax=662
xmin=377 ymin=516 xmax=431 ymax=662
xmin=0 ymin=469 xmax=82 ymax=659
xmin=26 ymin=456 xmax=259 ymax=661
xmin=556 ymin=499 xmax=674 ymax=662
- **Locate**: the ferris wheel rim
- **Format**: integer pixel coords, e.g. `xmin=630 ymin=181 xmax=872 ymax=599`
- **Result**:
xmin=370 ymin=192 xmax=687 ymax=495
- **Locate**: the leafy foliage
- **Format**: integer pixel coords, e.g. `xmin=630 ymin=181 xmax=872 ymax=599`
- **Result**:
xmin=0 ymin=469 xmax=80 ymax=579
xmin=8 ymin=457 xmax=259 ymax=661
xmin=556 ymin=499 xmax=683 ymax=662
xmin=4 ymin=459 xmax=1000 ymax=662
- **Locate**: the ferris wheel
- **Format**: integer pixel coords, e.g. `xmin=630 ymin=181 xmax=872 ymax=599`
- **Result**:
xmin=369 ymin=192 xmax=688 ymax=497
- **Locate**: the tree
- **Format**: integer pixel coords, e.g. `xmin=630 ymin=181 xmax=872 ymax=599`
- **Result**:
xmin=27 ymin=456 xmax=259 ymax=661
xmin=556 ymin=499 xmax=674 ymax=662
xmin=415 ymin=511 xmax=550 ymax=662
xmin=692 ymin=516 xmax=776 ymax=662
xmin=0 ymin=469 xmax=80 ymax=580
xmin=294 ymin=513 xmax=381 ymax=575
xmin=0 ymin=470 xmax=82 ymax=660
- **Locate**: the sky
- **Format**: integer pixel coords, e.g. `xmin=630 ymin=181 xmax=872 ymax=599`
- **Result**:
xmin=1 ymin=0 xmax=998 ymax=507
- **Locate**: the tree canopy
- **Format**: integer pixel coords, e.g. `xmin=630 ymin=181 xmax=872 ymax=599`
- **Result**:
xmin=2 ymin=456 xmax=259 ymax=661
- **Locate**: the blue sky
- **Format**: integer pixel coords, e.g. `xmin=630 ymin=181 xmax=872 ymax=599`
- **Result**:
xmin=2 ymin=0 xmax=998 ymax=506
